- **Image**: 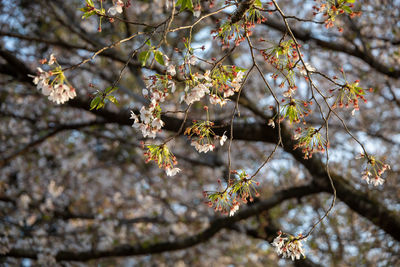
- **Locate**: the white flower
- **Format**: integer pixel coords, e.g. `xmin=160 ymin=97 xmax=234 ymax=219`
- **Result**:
xmin=167 ymin=65 xmax=176 ymax=76
xmin=30 ymin=67 xmax=49 ymax=86
xmin=151 ymin=118 xmax=164 ymax=129
xmin=184 ymin=83 xmax=210 ymax=105
xmin=372 ymin=176 xmax=385 ymax=186
xmin=139 ymin=123 xmax=156 ymax=138
xmin=188 ymin=55 xmax=197 ymax=65
xmin=203 ymin=70 xmax=212 ymax=82
xmin=223 ymin=88 xmax=235 ymax=98
xmin=361 ymin=170 xmax=371 ymax=184
xmin=151 ymin=90 xmax=166 ymax=103
xmin=108 ymin=0 xmax=124 ymax=15
xmin=351 ymin=109 xmax=356 ymax=116
xmin=168 ymin=80 xmax=176 ymax=93
xmin=231 ymin=72 xmax=245 ymax=91
xmin=140 ymin=106 xmax=153 ymax=124
xmin=299 ymin=62 xmax=316 ymax=75
xmin=48 ymin=54 xmax=56 ymax=65
xmin=166 ymin=167 xmax=181 ymax=176
xmin=268 ymin=119 xmax=275 ymax=128
xmin=30 ymin=66 xmax=76 ymax=104
xmin=67 ymin=86 xmax=77 ymax=99
xmin=272 ymin=234 xmax=287 ymax=255
xmin=272 ymin=233 xmax=306 ymax=261
xmin=191 ymin=141 xmax=214 ymax=153
xmin=209 ymin=95 xmax=228 ymax=106
xmin=219 ymin=133 xmax=227 ymax=146
xmin=48 ymin=84 xmax=76 ymax=104
xmin=164 ymin=54 xmax=171 ymax=65
xmin=283 ymin=87 xmax=296 ymax=98
xmin=194 ymin=10 xmax=201 ymax=18
xmin=41 ymin=84 xmax=52 ymax=96
xmin=130 ymin=111 xmax=139 ymax=124
xmin=229 ymin=204 xmax=239 ymax=216
xmin=142 ymin=88 xmax=148 ymax=96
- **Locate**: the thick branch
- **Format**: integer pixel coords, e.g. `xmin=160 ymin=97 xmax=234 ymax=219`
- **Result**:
xmin=231 ymin=0 xmax=255 ymax=24
xmin=2 ymin=185 xmax=320 ymax=261
xmin=262 ymin=19 xmax=400 ymax=78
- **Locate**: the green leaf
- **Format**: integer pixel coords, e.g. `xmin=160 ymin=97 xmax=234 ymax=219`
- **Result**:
xmin=342 ymin=6 xmax=352 ymax=14
xmin=90 ymin=96 xmax=101 ymax=110
xmin=255 ymin=0 xmax=262 ymax=8
xmin=139 ymin=50 xmax=151 ymax=66
xmin=105 ymin=86 xmax=118 ymax=95
xmin=235 ymin=67 xmax=247 ymax=72
xmin=107 ymin=95 xmax=119 ymax=105
xmin=346 ymin=0 xmax=355 ymax=3
xmin=177 ymin=0 xmax=193 ymax=11
xmin=154 ymin=51 xmax=165 ymax=65
xmin=82 ymin=10 xmax=96 ymax=19
xmin=96 ymin=101 xmax=104 ymax=110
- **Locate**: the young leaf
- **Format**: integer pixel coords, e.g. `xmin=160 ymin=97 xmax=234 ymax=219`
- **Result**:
xmin=139 ymin=50 xmax=151 ymax=66
xmin=177 ymin=0 xmax=194 ymax=11
xmin=107 ymin=95 xmax=119 ymax=106
xmin=90 ymin=96 xmax=101 ymax=110
xmin=342 ymin=6 xmax=353 ymax=14
xmin=154 ymin=51 xmax=165 ymax=65
xmin=105 ymin=86 xmax=118 ymax=95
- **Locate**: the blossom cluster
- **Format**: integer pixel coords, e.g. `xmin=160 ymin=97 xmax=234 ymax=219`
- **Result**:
xmin=330 ymin=78 xmax=368 ymax=116
xmin=280 ymin=99 xmax=312 ymax=124
xmin=184 ymin=120 xmax=227 ymax=153
xmin=356 ymin=153 xmax=390 ymax=186
xmin=260 ymin=39 xmax=298 ymax=80
xmin=272 ymin=231 xmax=306 ymax=261
xmin=181 ymin=68 xmax=245 ymax=107
xmin=293 ymin=127 xmax=328 ymax=159
xmin=144 ymin=144 xmax=181 ymax=176
xmin=182 ymin=76 xmax=211 ymax=105
xmin=312 ymin=1 xmax=362 ymax=30
xmin=130 ymin=67 xmax=176 ymax=138
xmin=30 ymin=54 xmax=76 ymax=104
xmin=130 ymin=107 xmax=164 ymax=139
xmin=211 ymin=2 xmax=265 ymax=48
xmin=204 ymin=170 xmax=260 ymax=216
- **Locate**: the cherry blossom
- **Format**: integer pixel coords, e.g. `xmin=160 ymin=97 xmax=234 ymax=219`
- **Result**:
xmin=108 ymin=0 xmax=124 ymax=16
xmin=209 ymin=94 xmax=228 ymax=106
xmin=298 ymin=62 xmax=316 ymax=75
xmin=219 ymin=133 xmax=228 ymax=146
xmin=268 ymin=119 xmax=275 ymax=128
xmin=229 ymin=202 xmax=239 ymax=216
xmin=272 ymin=232 xmax=306 ymax=261
xmin=183 ymin=83 xmax=211 ymax=105
xmin=167 ymin=64 xmax=176 ymax=76
xmin=166 ymin=167 xmax=181 ymax=176
xmin=30 ymin=55 xmax=77 ymax=104
xmin=191 ymin=141 xmax=215 ymax=153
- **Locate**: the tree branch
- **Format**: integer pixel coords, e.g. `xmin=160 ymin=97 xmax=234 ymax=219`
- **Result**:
xmin=262 ymin=19 xmax=400 ymax=78
xmin=1 ymin=184 xmax=321 ymax=261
